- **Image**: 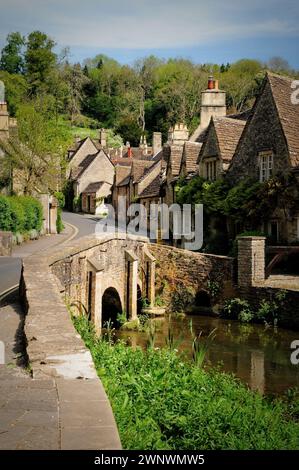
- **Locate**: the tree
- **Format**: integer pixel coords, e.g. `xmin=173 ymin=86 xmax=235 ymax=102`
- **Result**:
xmin=0 ymin=32 xmax=25 ymax=74
xmin=25 ymin=31 xmax=57 ymax=95
xmin=62 ymin=63 xmax=90 ymax=124
xmin=267 ymin=57 xmax=292 ymax=74
xmin=221 ymin=59 xmax=264 ymax=112
xmin=0 ymin=100 xmax=73 ymax=195
xmin=0 ymin=71 xmax=28 ymax=116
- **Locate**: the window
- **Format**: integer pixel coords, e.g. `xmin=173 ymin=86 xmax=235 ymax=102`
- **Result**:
xmin=205 ymin=159 xmax=217 ymax=181
xmin=259 ymin=151 xmax=273 ymax=182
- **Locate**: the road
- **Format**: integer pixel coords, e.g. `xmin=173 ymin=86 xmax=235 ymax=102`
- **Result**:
xmin=62 ymin=211 xmax=99 ymax=239
xmin=0 ymin=212 xmax=97 ymax=295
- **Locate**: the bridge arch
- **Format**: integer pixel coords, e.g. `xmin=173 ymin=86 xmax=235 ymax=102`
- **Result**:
xmin=102 ymin=287 xmax=123 ymax=328
xmin=195 ymin=290 xmax=211 ymax=308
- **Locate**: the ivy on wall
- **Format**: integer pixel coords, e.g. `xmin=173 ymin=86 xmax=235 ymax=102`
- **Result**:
xmin=175 ymin=173 xmax=299 ymax=253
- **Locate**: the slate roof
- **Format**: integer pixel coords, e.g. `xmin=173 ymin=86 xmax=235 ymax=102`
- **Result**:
xmin=71 ymin=153 xmax=97 ymax=179
xmin=83 ymin=182 xmax=105 ymax=193
xmin=122 ymin=147 xmax=153 ymax=159
xmin=213 ymin=117 xmax=246 ymax=163
xmin=115 ymin=165 xmax=131 ymax=186
xmin=139 ymin=174 xmax=161 ymax=198
xmin=168 ymin=145 xmax=184 ymax=178
xmin=182 ymin=141 xmax=202 ymax=174
xmin=131 ymin=160 xmax=155 ymax=183
xmin=267 ymin=72 xmax=299 ymax=168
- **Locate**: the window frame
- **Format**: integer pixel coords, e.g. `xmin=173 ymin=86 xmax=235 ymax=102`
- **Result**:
xmin=258 ymin=150 xmax=274 ymax=182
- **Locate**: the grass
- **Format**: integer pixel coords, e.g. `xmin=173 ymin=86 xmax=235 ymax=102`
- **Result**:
xmin=73 ymin=314 xmax=299 ymax=450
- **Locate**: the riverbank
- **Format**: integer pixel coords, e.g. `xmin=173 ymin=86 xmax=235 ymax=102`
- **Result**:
xmin=74 ymin=315 xmax=299 ymax=450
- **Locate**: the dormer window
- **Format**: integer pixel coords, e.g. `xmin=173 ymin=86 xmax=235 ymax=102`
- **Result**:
xmin=259 ymin=151 xmax=273 ymax=182
xmin=205 ymin=158 xmax=217 ymax=181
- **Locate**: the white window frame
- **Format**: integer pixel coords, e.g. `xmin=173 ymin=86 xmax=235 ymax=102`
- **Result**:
xmin=259 ymin=150 xmax=273 ymax=182
xmin=205 ymin=158 xmax=217 ymax=181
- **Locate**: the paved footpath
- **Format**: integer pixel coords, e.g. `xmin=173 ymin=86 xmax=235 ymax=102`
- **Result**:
xmin=0 ymin=221 xmax=121 ymax=449
xmin=0 ymin=294 xmax=59 ymax=449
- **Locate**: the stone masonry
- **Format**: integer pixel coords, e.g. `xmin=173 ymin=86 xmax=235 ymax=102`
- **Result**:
xmin=237 ymin=236 xmax=266 ymax=287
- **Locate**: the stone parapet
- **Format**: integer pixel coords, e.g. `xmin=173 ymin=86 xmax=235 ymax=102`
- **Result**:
xmin=0 ymin=231 xmax=12 ymax=256
xmin=237 ymin=236 xmax=266 ymax=287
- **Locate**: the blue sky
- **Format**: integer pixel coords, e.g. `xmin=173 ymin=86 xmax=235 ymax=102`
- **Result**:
xmin=0 ymin=0 xmax=298 ymax=68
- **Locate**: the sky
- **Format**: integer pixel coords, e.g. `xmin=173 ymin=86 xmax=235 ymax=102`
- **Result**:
xmin=0 ymin=0 xmax=298 ymax=68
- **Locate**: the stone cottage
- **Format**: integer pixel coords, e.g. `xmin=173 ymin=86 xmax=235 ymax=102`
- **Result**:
xmin=198 ymin=117 xmax=246 ymax=181
xmin=228 ymin=72 xmax=299 ymax=243
xmin=70 ymin=149 xmax=115 ymax=214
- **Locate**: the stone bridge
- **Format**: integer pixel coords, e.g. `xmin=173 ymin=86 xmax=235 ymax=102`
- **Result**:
xmin=51 ymin=234 xmax=157 ymax=330
xmin=45 ymin=233 xmax=235 ymax=331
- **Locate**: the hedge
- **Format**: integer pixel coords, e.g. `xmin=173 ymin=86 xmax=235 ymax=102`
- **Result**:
xmin=0 ymin=195 xmax=43 ymax=234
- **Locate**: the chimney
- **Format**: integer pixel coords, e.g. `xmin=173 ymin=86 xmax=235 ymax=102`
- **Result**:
xmin=75 ymin=135 xmax=81 ymax=144
xmin=152 ymin=132 xmax=162 ymax=156
xmin=0 ymin=81 xmax=9 ymax=140
xmin=126 ymin=141 xmax=132 ymax=158
xmin=169 ymin=123 xmax=189 ymax=146
xmin=200 ymin=79 xmax=226 ymax=130
xmin=99 ymin=128 xmax=107 ymax=148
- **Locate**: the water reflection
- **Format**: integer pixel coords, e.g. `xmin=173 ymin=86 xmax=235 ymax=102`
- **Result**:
xmin=116 ymin=314 xmax=299 ymax=396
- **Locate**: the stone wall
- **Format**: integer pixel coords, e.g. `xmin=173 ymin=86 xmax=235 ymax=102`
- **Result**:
xmin=50 ymin=234 xmax=151 ymax=329
xmin=228 ymin=79 xmax=290 ymax=182
xmin=237 ymin=285 xmax=299 ymax=330
xmin=0 ymin=230 xmax=12 ymax=256
xmin=20 ymin=240 xmax=122 ymax=449
xmin=49 ymin=235 xmax=236 ymax=321
xmin=148 ymin=243 xmax=235 ymax=311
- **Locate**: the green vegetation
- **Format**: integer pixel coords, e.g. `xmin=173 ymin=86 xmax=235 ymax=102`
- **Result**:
xmin=54 ymin=191 xmax=65 ymax=234
xmin=176 ymin=173 xmax=299 ymax=254
xmin=0 ymin=195 xmax=42 ymax=236
xmin=73 ymin=314 xmax=299 ymax=450
xmin=1 ymin=30 xmax=298 ymax=148
xmin=222 ymin=290 xmax=288 ymax=326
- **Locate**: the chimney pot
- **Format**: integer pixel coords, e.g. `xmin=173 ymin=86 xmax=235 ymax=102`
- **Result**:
xmin=208 ymin=75 xmax=214 ymax=90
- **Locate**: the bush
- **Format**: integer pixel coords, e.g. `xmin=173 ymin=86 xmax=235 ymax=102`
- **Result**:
xmin=222 ymin=291 xmax=288 ymax=326
xmin=0 ymin=195 xmax=43 ymax=234
xmin=9 ymin=196 xmax=26 ymax=233
xmin=54 ymin=191 xmax=65 ymax=210
xmin=222 ymin=298 xmax=254 ymax=323
xmin=0 ymin=195 xmax=12 ymax=231
xmin=56 ymin=208 xmax=64 ymax=234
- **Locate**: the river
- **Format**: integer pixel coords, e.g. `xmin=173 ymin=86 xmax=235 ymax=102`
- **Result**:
xmin=117 ymin=314 xmax=299 ymax=396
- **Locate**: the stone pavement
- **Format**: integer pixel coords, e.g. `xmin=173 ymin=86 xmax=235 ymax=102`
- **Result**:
xmin=0 ymin=294 xmax=59 ymax=450
xmin=0 ymin=218 xmax=122 ymax=449
xmin=0 ymin=292 xmax=122 ymax=450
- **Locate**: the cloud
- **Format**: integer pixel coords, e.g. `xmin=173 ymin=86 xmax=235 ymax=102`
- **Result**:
xmin=0 ymin=0 xmax=298 ymax=50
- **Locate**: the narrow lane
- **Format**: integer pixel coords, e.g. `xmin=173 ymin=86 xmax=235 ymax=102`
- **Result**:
xmin=0 ymin=212 xmax=95 ymax=295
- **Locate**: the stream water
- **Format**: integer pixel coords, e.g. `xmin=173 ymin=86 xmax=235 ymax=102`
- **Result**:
xmin=117 ymin=314 xmax=299 ymax=396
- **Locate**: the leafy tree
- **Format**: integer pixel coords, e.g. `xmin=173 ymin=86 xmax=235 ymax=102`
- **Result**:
xmin=0 ymin=32 xmax=25 ymax=74
xmin=0 ymin=71 xmax=28 ymax=116
xmin=221 ymin=59 xmax=264 ymax=112
xmin=0 ymin=100 xmax=73 ymax=194
xmin=25 ymin=31 xmax=57 ymax=95
xmin=62 ymin=63 xmax=90 ymax=124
